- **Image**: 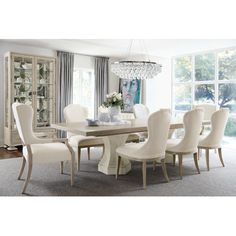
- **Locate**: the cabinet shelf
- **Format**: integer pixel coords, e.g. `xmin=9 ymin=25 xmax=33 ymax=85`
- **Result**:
xmin=4 ymin=52 xmax=56 ymax=147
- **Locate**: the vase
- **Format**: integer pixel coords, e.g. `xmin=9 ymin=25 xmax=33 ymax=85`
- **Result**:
xmin=98 ymin=112 xmax=110 ymax=123
xmin=109 ymin=106 xmax=121 ymax=122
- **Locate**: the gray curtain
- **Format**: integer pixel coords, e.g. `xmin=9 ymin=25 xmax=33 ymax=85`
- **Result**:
xmin=94 ymin=57 xmax=109 ymax=118
xmin=56 ymin=51 xmax=74 ymax=126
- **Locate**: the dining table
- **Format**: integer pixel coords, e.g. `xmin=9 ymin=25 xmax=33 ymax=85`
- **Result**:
xmin=51 ymin=119 xmax=210 ymax=175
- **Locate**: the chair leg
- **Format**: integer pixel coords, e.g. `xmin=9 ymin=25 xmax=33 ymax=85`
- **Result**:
xmin=116 ymin=156 xmax=121 ymax=179
xmin=22 ymin=157 xmax=33 ymax=194
xmin=18 ymin=157 xmax=26 ymax=180
xmin=161 ymin=159 xmax=169 ymax=182
xmin=193 ymin=152 xmax=200 ymax=174
xmin=178 ymin=154 xmax=183 ymax=179
xmin=77 ymin=148 xmax=81 ymax=171
xmin=142 ymin=161 xmax=147 ymax=189
xmin=173 ymin=154 xmax=176 ymax=166
xmin=87 ymin=147 xmax=90 ymax=160
xmin=101 ymin=145 xmax=105 ymax=157
xmin=153 ymin=161 xmax=156 ymax=171
xmin=198 ymin=148 xmax=201 ymax=160
xmin=60 ymin=161 xmax=64 ymax=174
xmin=70 ymin=158 xmax=75 ymax=186
xmin=218 ymin=148 xmax=225 ymax=167
xmin=205 ymin=149 xmax=210 ymax=171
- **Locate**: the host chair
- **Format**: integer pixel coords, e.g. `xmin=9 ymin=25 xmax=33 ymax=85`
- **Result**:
xmin=198 ymin=108 xmax=229 ymax=171
xmin=116 ymin=109 xmax=171 ymax=189
xmin=64 ymin=104 xmax=104 ymax=171
xmin=166 ymin=109 xmax=204 ymax=179
xmin=12 ymin=103 xmax=75 ymax=194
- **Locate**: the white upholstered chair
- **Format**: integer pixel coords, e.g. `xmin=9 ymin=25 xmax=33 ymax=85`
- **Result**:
xmin=133 ymin=104 xmax=150 ymax=119
xmin=193 ymin=104 xmax=218 ymax=121
xmin=133 ymin=104 xmax=174 ymax=139
xmin=133 ymin=104 xmax=149 ymax=140
xmin=166 ymin=109 xmax=204 ymax=178
xmin=116 ymin=109 xmax=171 ymax=189
xmin=12 ymin=103 xmax=75 ymax=194
xmin=64 ymin=104 xmax=104 ymax=171
xmin=193 ymin=104 xmax=218 ymax=135
xmin=198 ymin=108 xmax=229 ymax=171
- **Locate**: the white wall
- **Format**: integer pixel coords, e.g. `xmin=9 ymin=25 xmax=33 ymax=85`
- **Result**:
xmin=108 ymin=58 xmax=120 ymax=93
xmin=108 ymin=56 xmax=172 ymax=113
xmin=145 ymin=56 xmax=172 ymax=112
xmin=74 ymin=54 xmax=94 ymax=69
xmin=0 ymin=41 xmax=56 ymax=146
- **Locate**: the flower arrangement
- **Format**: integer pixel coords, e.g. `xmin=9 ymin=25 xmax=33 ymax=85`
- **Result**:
xmin=103 ymin=92 xmax=124 ymax=108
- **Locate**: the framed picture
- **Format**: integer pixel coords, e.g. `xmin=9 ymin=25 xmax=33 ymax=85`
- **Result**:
xmin=119 ymin=78 xmax=142 ymax=113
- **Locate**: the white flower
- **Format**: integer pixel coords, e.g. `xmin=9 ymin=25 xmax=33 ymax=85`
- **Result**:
xmin=116 ymin=93 xmax=122 ymax=100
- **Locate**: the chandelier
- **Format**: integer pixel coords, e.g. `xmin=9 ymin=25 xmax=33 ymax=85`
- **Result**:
xmin=111 ymin=40 xmax=162 ymax=80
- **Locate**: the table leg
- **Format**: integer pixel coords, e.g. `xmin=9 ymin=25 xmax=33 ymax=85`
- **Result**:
xmin=98 ymin=134 xmax=131 ymax=175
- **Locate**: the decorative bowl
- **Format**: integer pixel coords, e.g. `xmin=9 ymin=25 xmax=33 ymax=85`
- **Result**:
xmin=86 ymin=119 xmax=99 ymax=126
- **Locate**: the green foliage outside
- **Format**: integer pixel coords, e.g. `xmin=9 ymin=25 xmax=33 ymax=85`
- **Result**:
xmin=225 ymin=117 xmax=236 ymax=136
xmin=175 ymin=49 xmax=236 ymax=136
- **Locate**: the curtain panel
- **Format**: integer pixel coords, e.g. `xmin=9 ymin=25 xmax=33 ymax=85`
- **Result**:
xmin=94 ymin=57 xmax=109 ymax=118
xmin=56 ymin=51 xmax=74 ymax=125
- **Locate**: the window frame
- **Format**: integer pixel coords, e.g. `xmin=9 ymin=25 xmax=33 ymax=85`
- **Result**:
xmin=73 ymin=67 xmax=95 ymax=118
xmin=172 ymin=47 xmax=236 ymax=116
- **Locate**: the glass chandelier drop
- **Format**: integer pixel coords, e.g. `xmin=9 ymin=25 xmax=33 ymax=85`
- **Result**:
xmin=111 ymin=40 xmax=162 ymax=80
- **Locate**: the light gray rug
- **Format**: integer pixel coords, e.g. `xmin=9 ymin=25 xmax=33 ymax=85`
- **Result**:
xmin=0 ymin=140 xmax=236 ymax=196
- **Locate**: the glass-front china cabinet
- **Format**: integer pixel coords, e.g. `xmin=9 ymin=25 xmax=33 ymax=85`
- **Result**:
xmin=4 ymin=52 xmax=56 ymax=150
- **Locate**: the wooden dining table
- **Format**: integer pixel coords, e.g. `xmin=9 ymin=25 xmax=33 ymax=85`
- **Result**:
xmin=51 ymin=119 xmax=210 ymax=175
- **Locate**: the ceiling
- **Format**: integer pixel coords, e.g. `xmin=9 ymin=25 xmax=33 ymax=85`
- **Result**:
xmin=2 ymin=39 xmax=236 ymax=58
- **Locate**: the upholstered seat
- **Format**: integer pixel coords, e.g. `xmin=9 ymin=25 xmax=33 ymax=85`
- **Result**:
xmin=22 ymin=143 xmax=73 ymax=163
xmin=117 ymin=142 xmax=166 ymax=161
xmin=12 ymin=103 xmax=75 ymax=194
xmin=166 ymin=139 xmax=181 ymax=150
xmin=198 ymin=108 xmax=229 ymax=170
xmin=116 ymin=109 xmax=171 ymax=189
xmin=68 ymin=135 xmax=104 ymax=148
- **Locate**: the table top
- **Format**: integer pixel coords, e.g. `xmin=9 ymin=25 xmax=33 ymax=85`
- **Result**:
xmin=51 ymin=119 xmax=211 ymax=137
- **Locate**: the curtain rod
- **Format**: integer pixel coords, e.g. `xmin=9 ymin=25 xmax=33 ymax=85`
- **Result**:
xmin=57 ymin=50 xmax=109 ymax=59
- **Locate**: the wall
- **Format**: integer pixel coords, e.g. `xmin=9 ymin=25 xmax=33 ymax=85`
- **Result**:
xmin=108 ymin=58 xmax=120 ymax=93
xmin=145 ymin=56 xmax=172 ymax=112
xmin=74 ymin=54 xmax=94 ymax=69
xmin=108 ymin=55 xmax=172 ymax=113
xmin=0 ymin=41 xmax=56 ymax=146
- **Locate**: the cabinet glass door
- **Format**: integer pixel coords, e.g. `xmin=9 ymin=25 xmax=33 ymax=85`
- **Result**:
xmin=12 ymin=55 xmax=33 ymax=129
xmin=35 ymin=58 xmax=55 ymax=128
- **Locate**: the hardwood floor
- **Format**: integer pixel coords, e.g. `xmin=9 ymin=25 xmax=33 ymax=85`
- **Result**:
xmin=0 ymin=147 xmax=22 ymax=160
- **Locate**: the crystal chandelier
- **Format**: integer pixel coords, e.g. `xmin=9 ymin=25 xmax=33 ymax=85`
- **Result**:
xmin=111 ymin=40 xmax=162 ymax=80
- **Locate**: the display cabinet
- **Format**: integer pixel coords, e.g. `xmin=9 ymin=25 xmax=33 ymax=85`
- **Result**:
xmin=4 ymin=52 xmax=56 ymax=150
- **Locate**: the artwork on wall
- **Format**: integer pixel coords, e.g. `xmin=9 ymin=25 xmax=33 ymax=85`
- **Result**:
xmin=119 ymin=78 xmax=142 ymax=113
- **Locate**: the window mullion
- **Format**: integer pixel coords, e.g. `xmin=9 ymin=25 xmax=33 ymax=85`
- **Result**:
xmin=191 ymin=55 xmax=195 ymax=108
xmin=215 ymin=52 xmax=219 ymax=107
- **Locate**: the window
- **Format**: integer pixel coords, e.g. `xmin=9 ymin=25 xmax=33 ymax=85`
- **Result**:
xmin=73 ymin=69 xmax=95 ymax=118
xmin=173 ymin=48 xmax=236 ymax=137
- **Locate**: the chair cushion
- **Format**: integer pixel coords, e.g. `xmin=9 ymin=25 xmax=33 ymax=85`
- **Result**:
xmin=68 ymin=135 xmax=104 ymax=148
xmin=23 ymin=143 xmax=73 ymax=163
xmin=198 ymin=135 xmax=220 ymax=148
xmin=166 ymin=139 xmax=182 ymax=149
xmin=166 ymin=138 xmax=198 ymax=154
xmin=116 ymin=142 xmax=164 ymax=161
